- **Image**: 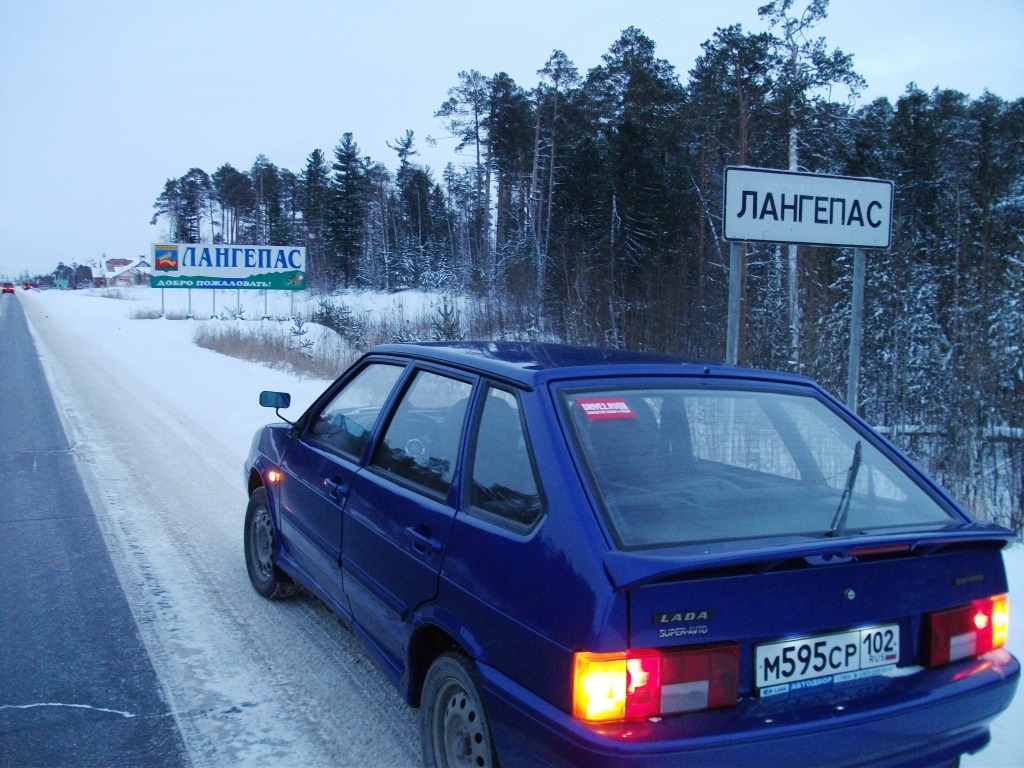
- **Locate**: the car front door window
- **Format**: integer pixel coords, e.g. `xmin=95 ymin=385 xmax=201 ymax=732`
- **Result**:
xmin=310 ymin=363 xmax=404 ymax=458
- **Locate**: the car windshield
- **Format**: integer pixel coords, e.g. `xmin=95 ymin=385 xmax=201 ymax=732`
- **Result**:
xmin=561 ymin=385 xmax=957 ymax=549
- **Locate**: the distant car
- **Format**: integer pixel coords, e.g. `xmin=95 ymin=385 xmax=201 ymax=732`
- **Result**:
xmin=243 ymin=342 xmax=1018 ymax=768
xmin=2 ymin=282 xmax=14 ymax=294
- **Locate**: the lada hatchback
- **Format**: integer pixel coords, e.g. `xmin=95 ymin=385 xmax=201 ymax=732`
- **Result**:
xmin=243 ymin=342 xmax=1018 ymax=767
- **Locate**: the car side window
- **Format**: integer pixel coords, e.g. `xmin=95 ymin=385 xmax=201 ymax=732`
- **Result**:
xmin=372 ymin=370 xmax=473 ymax=498
xmin=469 ymin=387 xmax=543 ymax=528
xmin=309 ymin=363 xmax=404 ymax=458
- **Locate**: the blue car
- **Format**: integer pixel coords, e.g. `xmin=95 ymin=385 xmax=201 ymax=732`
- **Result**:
xmin=243 ymin=342 xmax=1018 ymax=767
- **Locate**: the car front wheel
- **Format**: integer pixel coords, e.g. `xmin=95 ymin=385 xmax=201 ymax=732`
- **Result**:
xmin=421 ymin=652 xmax=497 ymax=768
xmin=244 ymin=487 xmax=296 ymax=599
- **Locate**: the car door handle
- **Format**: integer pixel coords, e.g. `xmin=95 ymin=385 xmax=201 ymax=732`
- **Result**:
xmin=405 ymin=525 xmax=441 ymax=554
xmin=324 ymin=476 xmax=349 ymax=498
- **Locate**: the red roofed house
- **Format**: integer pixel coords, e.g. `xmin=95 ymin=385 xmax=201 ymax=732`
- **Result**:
xmin=105 ymin=257 xmax=153 ymax=286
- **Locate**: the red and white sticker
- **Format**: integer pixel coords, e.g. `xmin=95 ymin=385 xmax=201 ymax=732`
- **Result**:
xmin=577 ymin=397 xmax=636 ymax=421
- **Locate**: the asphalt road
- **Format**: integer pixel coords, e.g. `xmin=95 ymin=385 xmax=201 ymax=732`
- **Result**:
xmin=0 ymin=293 xmax=188 ymax=767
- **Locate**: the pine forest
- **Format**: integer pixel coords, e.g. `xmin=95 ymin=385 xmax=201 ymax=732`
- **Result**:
xmin=145 ymin=7 xmax=1024 ymax=533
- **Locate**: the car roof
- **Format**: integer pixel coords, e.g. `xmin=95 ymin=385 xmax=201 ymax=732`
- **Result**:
xmin=368 ymin=341 xmax=816 ymax=390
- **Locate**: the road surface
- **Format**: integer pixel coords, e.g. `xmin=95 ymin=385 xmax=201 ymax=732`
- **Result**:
xmin=1 ymin=293 xmax=187 ymax=766
xmin=11 ymin=292 xmax=421 ymax=767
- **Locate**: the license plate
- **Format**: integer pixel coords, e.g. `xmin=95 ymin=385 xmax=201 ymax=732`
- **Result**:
xmin=756 ymin=624 xmax=899 ymax=693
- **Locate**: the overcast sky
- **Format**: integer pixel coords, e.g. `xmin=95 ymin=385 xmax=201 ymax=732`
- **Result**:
xmin=2 ymin=0 xmax=1021 ymax=278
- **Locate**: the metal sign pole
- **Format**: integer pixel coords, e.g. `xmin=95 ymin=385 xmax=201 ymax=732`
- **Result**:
xmin=720 ymin=168 xmax=891 ymax=400
xmin=846 ymin=247 xmax=866 ymax=411
xmin=726 ymin=241 xmax=742 ymax=366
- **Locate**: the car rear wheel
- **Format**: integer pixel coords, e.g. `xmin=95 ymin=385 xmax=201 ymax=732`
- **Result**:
xmin=244 ymin=487 xmax=296 ymax=599
xmin=421 ymin=652 xmax=497 ymax=768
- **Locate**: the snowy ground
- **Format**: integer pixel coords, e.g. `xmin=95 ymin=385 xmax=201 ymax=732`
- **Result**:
xmin=16 ymin=286 xmax=1023 ymax=767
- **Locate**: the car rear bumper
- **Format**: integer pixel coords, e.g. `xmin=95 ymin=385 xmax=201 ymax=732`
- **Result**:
xmin=481 ymin=648 xmax=1019 ymax=768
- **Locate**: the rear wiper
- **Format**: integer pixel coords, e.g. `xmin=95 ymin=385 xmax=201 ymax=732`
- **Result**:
xmin=828 ymin=440 xmax=862 ymax=537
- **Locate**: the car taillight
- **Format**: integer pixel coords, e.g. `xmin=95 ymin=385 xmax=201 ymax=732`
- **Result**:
xmin=572 ymin=643 xmax=739 ymax=722
xmin=925 ymin=594 xmax=1009 ymax=667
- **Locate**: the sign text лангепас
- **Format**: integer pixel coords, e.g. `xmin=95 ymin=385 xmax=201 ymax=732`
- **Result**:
xmin=723 ymin=167 xmax=893 ymax=249
xmin=150 ymin=244 xmax=306 ymax=290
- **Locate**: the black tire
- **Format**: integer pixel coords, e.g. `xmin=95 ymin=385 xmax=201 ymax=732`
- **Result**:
xmin=244 ymin=487 xmax=296 ymax=599
xmin=421 ymin=652 xmax=498 ymax=768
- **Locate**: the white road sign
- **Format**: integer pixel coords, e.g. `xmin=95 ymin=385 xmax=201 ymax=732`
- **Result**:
xmin=723 ymin=167 xmax=893 ymax=248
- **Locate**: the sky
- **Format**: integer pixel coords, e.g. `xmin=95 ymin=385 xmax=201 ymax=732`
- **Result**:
xmin=1 ymin=0 xmax=1022 ymax=279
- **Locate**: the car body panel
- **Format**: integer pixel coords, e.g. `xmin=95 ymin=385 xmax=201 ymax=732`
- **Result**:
xmin=243 ymin=341 xmax=1018 ymax=767
xmin=343 ymin=469 xmax=458 ymax=664
xmin=626 ymin=544 xmax=1010 ymax=649
xmin=277 ymin=437 xmax=355 ymax=597
xmin=480 ymin=648 xmax=1017 ymax=768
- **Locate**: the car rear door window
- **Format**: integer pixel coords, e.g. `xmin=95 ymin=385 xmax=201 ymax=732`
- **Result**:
xmin=372 ymin=369 xmax=473 ymax=498
xmin=309 ymin=363 xmax=404 ymax=458
xmin=469 ymin=387 xmax=543 ymax=528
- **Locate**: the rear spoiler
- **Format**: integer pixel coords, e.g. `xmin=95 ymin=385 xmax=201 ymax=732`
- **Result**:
xmin=603 ymin=523 xmax=1015 ymax=592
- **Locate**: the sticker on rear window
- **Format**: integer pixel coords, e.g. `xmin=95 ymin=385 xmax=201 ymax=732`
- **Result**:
xmin=577 ymin=397 xmax=636 ymax=420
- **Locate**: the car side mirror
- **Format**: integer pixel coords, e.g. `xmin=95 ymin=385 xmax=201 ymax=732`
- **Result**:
xmin=259 ymin=391 xmax=293 ymax=424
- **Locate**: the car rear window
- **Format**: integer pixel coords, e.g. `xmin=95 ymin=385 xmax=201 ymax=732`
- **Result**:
xmin=562 ymin=386 xmax=957 ymax=548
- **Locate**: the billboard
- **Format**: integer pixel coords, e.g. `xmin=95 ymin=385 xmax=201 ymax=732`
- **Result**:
xmin=723 ymin=167 xmax=893 ymax=249
xmin=150 ymin=244 xmax=306 ymax=289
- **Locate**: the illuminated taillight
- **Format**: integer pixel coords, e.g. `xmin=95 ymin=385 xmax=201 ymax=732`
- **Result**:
xmin=925 ymin=594 xmax=1009 ymax=667
xmin=572 ymin=643 xmax=739 ymax=722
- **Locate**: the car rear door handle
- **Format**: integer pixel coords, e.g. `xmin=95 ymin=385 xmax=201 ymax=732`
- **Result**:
xmin=324 ymin=476 xmax=349 ymax=498
xmin=405 ymin=525 xmax=441 ymax=554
